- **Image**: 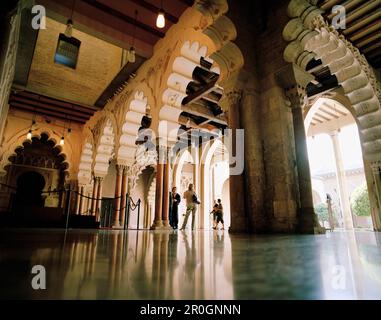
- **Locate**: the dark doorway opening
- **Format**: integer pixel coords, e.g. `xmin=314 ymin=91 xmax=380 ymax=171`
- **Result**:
xmin=15 ymin=171 xmax=45 ymax=207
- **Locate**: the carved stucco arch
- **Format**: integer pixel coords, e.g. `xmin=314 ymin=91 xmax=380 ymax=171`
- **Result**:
xmin=128 ymin=144 xmax=158 ymax=192
xmin=282 ymin=0 xmax=381 ymax=162
xmin=77 ymin=139 xmax=94 ymax=186
xmin=157 ymin=0 xmax=244 ymax=146
xmin=93 ymin=118 xmax=116 ymax=178
xmin=173 ymin=147 xmax=196 ymax=192
xmin=200 ymin=137 xmax=229 ymax=228
xmin=0 ymin=126 xmax=71 ymax=177
xmin=117 ymin=90 xmax=151 ymax=166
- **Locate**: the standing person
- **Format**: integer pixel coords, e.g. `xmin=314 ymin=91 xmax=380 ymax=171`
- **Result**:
xmin=216 ymin=199 xmax=225 ymax=230
xmin=169 ymin=187 xmax=181 ymax=229
xmin=180 ymin=183 xmax=200 ymax=231
xmin=210 ymin=202 xmax=218 ymax=229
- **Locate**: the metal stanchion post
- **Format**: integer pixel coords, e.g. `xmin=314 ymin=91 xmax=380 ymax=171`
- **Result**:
xmin=126 ymin=198 xmax=130 ymax=230
xmin=65 ymin=188 xmax=71 ymax=231
xmin=137 ymin=199 xmax=141 ymax=230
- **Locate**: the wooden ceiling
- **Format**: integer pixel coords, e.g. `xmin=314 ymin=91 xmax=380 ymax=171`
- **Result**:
xmin=319 ymin=0 xmax=381 ymax=69
xmin=37 ymin=0 xmax=194 ymax=58
xmin=9 ymin=90 xmax=98 ymax=124
xmin=309 ymin=100 xmax=350 ymax=127
xmin=10 ymin=0 xmax=194 ymax=124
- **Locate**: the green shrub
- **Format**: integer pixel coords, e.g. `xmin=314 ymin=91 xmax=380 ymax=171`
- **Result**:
xmin=350 ymin=184 xmax=371 ymax=216
xmin=314 ymin=202 xmax=329 ymax=221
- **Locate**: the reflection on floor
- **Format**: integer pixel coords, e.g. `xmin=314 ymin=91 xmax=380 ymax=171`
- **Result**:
xmin=0 ymin=229 xmax=380 ymax=299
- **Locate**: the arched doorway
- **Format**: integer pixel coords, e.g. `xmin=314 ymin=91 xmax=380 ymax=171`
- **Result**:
xmin=15 ymin=171 xmax=45 ymax=207
xmin=129 ymin=165 xmax=155 ymax=229
xmin=200 ymin=139 xmax=230 ymax=230
xmin=0 ymin=133 xmax=69 ymax=226
xmin=305 ymin=97 xmax=374 ymax=230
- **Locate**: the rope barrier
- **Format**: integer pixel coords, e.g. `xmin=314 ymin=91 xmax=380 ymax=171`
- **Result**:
xmin=72 ymin=190 xmax=123 ymax=201
xmin=0 ymin=183 xmax=17 ymax=190
xmin=129 ymin=197 xmax=141 ymax=211
xmin=1 ymin=180 xmax=142 ymax=229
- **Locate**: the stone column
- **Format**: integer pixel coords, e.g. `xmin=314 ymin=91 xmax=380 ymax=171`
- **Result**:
xmin=86 ymin=190 xmax=92 ymax=215
xmin=151 ymin=150 xmax=164 ymax=229
xmin=113 ymin=165 xmax=123 ymax=228
xmin=119 ymin=166 xmax=129 ymax=228
xmin=75 ymin=185 xmax=81 ymax=215
xmin=192 ymin=145 xmax=200 ymax=229
xmin=329 ymin=130 xmax=354 ymax=229
xmin=77 ymin=185 xmax=85 ymax=215
xmin=96 ymin=177 xmax=104 ymax=222
xmin=286 ymin=86 xmax=317 ymax=233
xmin=224 ymin=90 xmax=247 ymax=233
xmin=370 ymin=163 xmax=381 ymax=230
xmin=90 ymin=177 xmax=99 ymax=216
xmin=161 ymin=151 xmax=171 ymax=228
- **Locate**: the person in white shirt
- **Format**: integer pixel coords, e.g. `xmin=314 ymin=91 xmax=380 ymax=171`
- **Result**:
xmin=180 ymin=183 xmax=200 ymax=230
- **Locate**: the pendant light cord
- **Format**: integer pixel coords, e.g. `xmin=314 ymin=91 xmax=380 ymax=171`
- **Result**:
xmin=69 ymin=0 xmax=76 ymax=21
xmin=132 ymin=10 xmax=138 ymax=48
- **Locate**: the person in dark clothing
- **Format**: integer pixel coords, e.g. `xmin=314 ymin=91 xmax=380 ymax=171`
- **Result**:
xmin=169 ymin=186 xmax=181 ymax=229
xmin=216 ymin=199 xmax=225 ymax=230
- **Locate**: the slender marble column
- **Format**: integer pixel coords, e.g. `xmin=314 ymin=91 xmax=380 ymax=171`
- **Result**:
xmin=113 ymin=165 xmax=123 ymax=228
xmin=151 ymin=162 xmax=164 ymax=229
xmin=96 ymin=177 xmax=103 ymax=222
xmin=329 ymin=130 xmax=354 ymax=229
xmin=90 ymin=177 xmax=99 ymax=216
xmin=119 ymin=166 xmax=128 ymax=228
xmin=78 ymin=185 xmax=85 ymax=215
xmin=75 ymin=185 xmax=81 ymax=215
xmin=161 ymin=148 xmax=171 ymax=228
xmin=370 ymin=164 xmax=381 ymax=230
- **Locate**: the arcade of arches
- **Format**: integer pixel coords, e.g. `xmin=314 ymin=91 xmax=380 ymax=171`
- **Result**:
xmin=1 ymin=0 xmax=381 ymax=299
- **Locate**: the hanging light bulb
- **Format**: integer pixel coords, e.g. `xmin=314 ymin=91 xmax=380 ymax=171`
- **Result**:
xmin=64 ymin=18 xmax=73 ymax=38
xmin=128 ymin=46 xmax=136 ymax=63
xmin=156 ymin=10 xmax=165 ymax=29
xmin=27 ymin=129 xmax=32 ymax=140
xmin=60 ymin=136 xmax=65 ymax=146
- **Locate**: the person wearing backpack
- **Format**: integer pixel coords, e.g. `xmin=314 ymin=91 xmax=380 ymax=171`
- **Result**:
xmin=180 ymin=183 xmax=200 ymax=231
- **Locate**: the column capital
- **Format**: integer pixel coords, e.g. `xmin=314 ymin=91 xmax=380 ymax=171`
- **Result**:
xmin=220 ymin=89 xmax=242 ymax=117
xmin=285 ymin=85 xmax=306 ymax=109
xmin=328 ymin=129 xmax=341 ymax=137
xmin=371 ymin=161 xmax=381 ymax=174
xmin=94 ymin=176 xmax=104 ymax=183
xmin=116 ymin=164 xmax=128 ymax=175
xmin=225 ymin=90 xmax=242 ymax=106
xmin=156 ymin=142 xmax=170 ymax=164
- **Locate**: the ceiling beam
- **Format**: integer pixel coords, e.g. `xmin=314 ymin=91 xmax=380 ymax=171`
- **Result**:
xmin=182 ymin=80 xmax=219 ymax=106
xmin=10 ymin=103 xmax=87 ymax=124
xmin=348 ymin=19 xmax=381 ymax=42
xmin=177 ymin=0 xmax=195 ymax=6
xmin=182 ymin=103 xmax=227 ymax=125
xmin=15 ymin=91 xmax=96 ymax=115
xmin=343 ymin=9 xmax=381 ymax=35
xmin=9 ymin=96 xmax=91 ymax=120
xmin=81 ymin=0 xmax=165 ymax=39
xmin=319 ymin=105 xmax=340 ymax=118
xmin=345 ymin=0 xmax=381 ymax=25
xmin=129 ymin=0 xmax=178 ymax=23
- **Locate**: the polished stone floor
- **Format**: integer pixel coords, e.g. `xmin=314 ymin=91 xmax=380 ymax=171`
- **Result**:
xmin=0 ymin=228 xmax=380 ymax=299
